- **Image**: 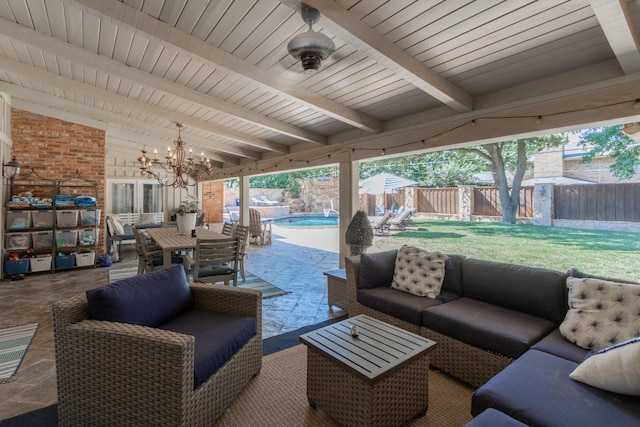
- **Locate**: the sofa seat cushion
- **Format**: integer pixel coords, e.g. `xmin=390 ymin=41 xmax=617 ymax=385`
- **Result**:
xmin=159 ymin=309 xmax=257 ymax=389
xmin=465 ymin=408 xmax=528 ymax=427
xmin=531 ymin=329 xmax=588 ymax=363
xmin=422 ymin=298 xmax=555 ymax=359
xmin=86 ymin=264 xmax=193 ymax=327
xmin=471 ymin=349 xmax=640 ymax=426
xmin=357 ymin=287 xmax=453 ymax=325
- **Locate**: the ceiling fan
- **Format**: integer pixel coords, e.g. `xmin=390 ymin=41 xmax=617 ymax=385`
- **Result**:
xmin=287 ymin=5 xmax=335 ymax=74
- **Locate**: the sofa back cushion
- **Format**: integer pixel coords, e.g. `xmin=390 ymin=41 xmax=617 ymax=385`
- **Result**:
xmin=86 ymin=264 xmax=193 ymax=327
xmin=442 ymin=254 xmax=464 ymax=296
xmin=462 ymin=258 xmax=567 ymax=323
xmin=359 ymin=249 xmax=398 ymax=289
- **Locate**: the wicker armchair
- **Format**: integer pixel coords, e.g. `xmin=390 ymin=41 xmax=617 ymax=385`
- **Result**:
xmin=53 ymin=282 xmax=262 ymax=427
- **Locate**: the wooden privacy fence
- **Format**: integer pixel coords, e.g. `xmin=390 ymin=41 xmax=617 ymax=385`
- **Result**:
xmin=474 ymin=187 xmax=534 ymax=217
xmin=416 ymin=186 xmax=534 ymax=218
xmin=554 ymin=183 xmax=640 ymax=222
xmin=416 ymin=187 xmax=459 ymax=214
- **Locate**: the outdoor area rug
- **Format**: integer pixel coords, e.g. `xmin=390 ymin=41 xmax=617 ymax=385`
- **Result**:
xmin=239 ymin=272 xmax=289 ymax=299
xmin=1 ymin=345 xmax=473 ymax=426
xmin=0 ymin=323 xmax=38 ymax=384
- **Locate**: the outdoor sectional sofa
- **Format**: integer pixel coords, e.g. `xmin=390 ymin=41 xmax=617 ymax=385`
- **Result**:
xmin=344 ymin=248 xmax=640 ymax=426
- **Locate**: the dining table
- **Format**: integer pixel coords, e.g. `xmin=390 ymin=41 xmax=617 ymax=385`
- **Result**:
xmin=145 ymin=226 xmax=226 ymax=267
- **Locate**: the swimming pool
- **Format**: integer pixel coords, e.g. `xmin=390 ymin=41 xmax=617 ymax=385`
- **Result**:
xmin=271 ymin=214 xmax=339 ymax=228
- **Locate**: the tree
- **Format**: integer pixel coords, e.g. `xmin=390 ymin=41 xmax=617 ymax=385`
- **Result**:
xmin=361 ymin=151 xmax=485 ymax=187
xmin=460 ymin=134 xmax=566 ymax=223
xmin=576 ymin=125 xmax=640 ymax=179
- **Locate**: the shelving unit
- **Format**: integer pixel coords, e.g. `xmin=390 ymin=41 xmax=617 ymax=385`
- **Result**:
xmin=4 ymin=170 xmax=100 ymax=277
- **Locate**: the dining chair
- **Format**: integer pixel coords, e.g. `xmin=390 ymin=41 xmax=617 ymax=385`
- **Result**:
xmin=137 ymin=228 xmax=185 ymax=274
xmin=221 ymin=222 xmax=235 ymax=236
xmin=189 ymin=237 xmax=241 ymax=286
xmin=234 ymin=225 xmax=250 ymax=282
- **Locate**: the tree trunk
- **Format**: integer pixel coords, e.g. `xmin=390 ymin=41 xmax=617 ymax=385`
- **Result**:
xmin=482 ymin=141 xmax=528 ymax=224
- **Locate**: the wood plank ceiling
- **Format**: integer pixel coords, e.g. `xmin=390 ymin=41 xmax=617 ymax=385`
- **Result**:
xmin=0 ymin=0 xmax=640 ymax=180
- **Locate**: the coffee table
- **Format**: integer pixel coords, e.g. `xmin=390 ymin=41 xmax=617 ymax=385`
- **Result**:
xmin=299 ymin=315 xmax=436 ymax=426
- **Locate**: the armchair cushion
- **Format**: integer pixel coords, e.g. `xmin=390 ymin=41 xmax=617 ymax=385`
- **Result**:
xmin=159 ymin=310 xmax=257 ymax=389
xmin=86 ymin=264 xmax=193 ymax=327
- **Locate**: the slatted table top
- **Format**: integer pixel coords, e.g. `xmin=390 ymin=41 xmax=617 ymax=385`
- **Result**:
xmin=145 ymin=227 xmax=225 ymax=251
xmin=300 ymin=314 xmax=436 ymax=384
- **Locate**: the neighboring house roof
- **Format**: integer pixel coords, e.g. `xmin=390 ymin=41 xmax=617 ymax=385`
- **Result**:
xmin=521 ymin=177 xmax=597 ymax=186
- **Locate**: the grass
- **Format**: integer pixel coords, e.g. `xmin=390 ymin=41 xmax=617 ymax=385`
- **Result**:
xmin=375 ymin=220 xmax=640 ymax=281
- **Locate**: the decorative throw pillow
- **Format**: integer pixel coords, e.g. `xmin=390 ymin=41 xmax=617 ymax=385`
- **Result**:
xmin=138 ymin=213 xmax=157 ymax=224
xmin=570 ymin=337 xmax=640 ymax=396
xmin=391 ymin=245 xmax=448 ymax=298
xmin=109 ymin=217 xmax=125 ymax=236
xmin=559 ymin=277 xmax=640 ymax=351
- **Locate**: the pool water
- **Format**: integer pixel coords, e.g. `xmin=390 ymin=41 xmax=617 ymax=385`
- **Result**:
xmin=271 ymin=214 xmax=339 ymax=228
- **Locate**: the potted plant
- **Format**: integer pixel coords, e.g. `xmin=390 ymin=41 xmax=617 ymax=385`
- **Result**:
xmin=174 ymin=195 xmax=201 ymax=235
xmin=344 ymin=210 xmax=373 ymax=255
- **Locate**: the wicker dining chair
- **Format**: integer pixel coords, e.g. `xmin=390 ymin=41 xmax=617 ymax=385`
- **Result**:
xmin=189 ymin=237 xmax=241 ymax=286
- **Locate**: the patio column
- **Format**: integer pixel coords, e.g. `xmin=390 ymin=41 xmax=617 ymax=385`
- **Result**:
xmin=339 ymin=160 xmax=359 ymax=268
xmin=239 ymin=176 xmax=250 ymax=225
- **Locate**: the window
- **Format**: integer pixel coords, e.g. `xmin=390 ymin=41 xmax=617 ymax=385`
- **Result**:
xmin=107 ymin=179 xmax=163 ymax=214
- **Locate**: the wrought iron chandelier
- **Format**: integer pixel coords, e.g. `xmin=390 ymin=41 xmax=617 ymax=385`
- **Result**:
xmin=137 ymin=123 xmax=212 ymax=188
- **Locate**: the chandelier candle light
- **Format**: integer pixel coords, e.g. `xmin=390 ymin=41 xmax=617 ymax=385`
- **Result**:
xmin=137 ymin=123 xmax=212 ymax=188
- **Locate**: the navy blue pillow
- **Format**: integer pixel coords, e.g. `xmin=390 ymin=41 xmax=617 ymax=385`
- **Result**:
xmin=86 ymin=264 xmax=194 ymax=327
xmin=359 ymin=249 xmax=398 ymax=289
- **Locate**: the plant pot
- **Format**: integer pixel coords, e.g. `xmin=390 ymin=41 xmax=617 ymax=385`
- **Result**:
xmin=349 ymin=245 xmax=370 ymax=256
xmin=177 ymin=213 xmax=197 ymax=236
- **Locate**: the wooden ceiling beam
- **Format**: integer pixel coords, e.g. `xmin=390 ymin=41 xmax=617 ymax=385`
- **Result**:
xmin=285 ymin=0 xmax=473 ymax=112
xmin=591 ymin=0 xmax=640 ymax=74
xmin=67 ymin=0 xmax=382 ymax=133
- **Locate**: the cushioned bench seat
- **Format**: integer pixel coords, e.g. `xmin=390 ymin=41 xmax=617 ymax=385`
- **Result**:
xmin=160 ymin=310 xmax=257 ymax=388
xmin=471 ymin=349 xmax=640 ymax=426
xmin=422 ymin=298 xmax=556 ymax=359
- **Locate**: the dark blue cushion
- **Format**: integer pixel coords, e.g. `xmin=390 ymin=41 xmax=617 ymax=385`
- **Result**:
xmin=198 ymin=263 xmax=234 ymax=277
xmin=462 ymin=258 xmax=567 ymax=324
xmin=357 ymin=286 xmax=446 ymax=325
xmin=465 ymin=408 xmax=528 ymax=427
xmin=422 ymin=298 xmax=555 ymax=359
xmin=471 ymin=349 xmax=640 ymax=426
xmin=359 ymin=249 xmax=398 ymax=289
xmin=159 ymin=310 xmax=257 ymax=389
xmin=531 ymin=329 xmax=588 ymax=363
xmin=86 ymin=264 xmax=193 ymax=327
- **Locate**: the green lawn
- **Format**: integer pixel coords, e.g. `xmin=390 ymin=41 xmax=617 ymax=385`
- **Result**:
xmin=379 ymin=220 xmax=640 ymax=281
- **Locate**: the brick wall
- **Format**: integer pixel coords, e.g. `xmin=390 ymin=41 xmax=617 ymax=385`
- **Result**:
xmin=11 ymin=109 xmax=106 ymax=247
xmin=201 ymin=180 xmax=224 ymax=223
